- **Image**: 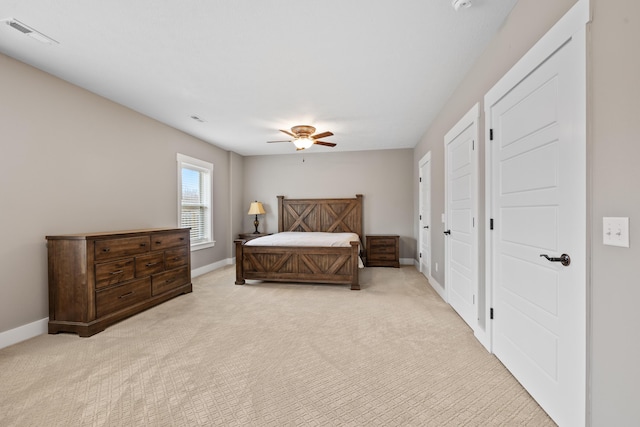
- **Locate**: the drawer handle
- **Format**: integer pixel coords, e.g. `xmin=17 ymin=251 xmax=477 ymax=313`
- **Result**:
xmin=145 ymin=262 xmax=159 ymax=267
xmin=140 ymin=243 xmax=147 ymax=247
xmin=166 ymin=279 xmax=175 ymax=284
xmin=102 ymin=248 xmax=110 ymax=253
xmin=155 ymin=241 xmax=162 ymax=245
xmin=172 ymin=257 xmax=180 ymax=261
xmin=118 ymin=291 xmax=135 ymax=299
xmin=110 ymin=270 xmax=124 ymax=275
xmin=179 ymin=237 xmax=185 ymax=241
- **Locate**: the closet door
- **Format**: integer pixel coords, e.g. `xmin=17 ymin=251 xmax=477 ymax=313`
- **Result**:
xmin=485 ymin=8 xmax=587 ymax=425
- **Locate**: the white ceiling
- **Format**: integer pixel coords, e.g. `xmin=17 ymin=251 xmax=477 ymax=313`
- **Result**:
xmin=0 ymin=0 xmax=517 ymax=156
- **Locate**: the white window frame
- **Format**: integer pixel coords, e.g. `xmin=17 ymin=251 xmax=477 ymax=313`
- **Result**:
xmin=177 ymin=153 xmax=215 ymax=251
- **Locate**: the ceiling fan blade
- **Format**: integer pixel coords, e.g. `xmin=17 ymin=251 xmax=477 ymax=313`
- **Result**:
xmin=280 ymin=129 xmax=297 ymax=138
xmin=311 ymin=131 xmax=334 ymax=140
xmin=314 ymin=140 xmax=337 ymax=147
xmin=267 ymin=140 xmax=292 ymax=143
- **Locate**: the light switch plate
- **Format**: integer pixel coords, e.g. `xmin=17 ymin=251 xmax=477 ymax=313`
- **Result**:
xmin=603 ymin=217 xmax=630 ymax=247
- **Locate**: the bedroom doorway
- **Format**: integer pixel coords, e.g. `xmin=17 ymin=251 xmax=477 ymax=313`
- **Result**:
xmin=484 ymin=2 xmax=587 ymax=424
xmin=418 ymin=152 xmax=431 ymax=281
xmin=444 ymin=104 xmax=479 ymax=331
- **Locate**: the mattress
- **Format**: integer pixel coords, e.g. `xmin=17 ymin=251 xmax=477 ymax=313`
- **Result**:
xmin=245 ymin=232 xmax=364 ymax=268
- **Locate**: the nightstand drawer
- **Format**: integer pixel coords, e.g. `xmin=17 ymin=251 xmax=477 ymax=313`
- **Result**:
xmin=238 ymin=233 xmax=271 ymax=241
xmin=369 ymin=253 xmax=397 ymax=261
xmin=370 ymin=238 xmax=397 ymax=247
xmin=370 ymin=244 xmax=396 ymax=254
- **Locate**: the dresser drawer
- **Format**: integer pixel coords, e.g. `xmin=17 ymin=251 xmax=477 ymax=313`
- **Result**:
xmin=95 ymin=258 xmax=135 ymax=289
xmin=165 ymin=247 xmax=189 ymax=270
xmin=135 ymin=252 xmax=165 ymax=277
xmin=152 ymin=266 xmax=190 ymax=296
xmin=95 ymin=277 xmax=151 ymax=317
xmin=151 ymin=230 xmax=189 ymax=250
xmin=95 ymin=236 xmax=150 ymax=261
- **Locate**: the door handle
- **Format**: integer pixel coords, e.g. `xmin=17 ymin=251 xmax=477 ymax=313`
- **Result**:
xmin=424 ymin=226 xmax=429 ymax=229
xmin=540 ymin=253 xmax=571 ymax=266
xmin=443 ymin=230 xmax=451 ymax=235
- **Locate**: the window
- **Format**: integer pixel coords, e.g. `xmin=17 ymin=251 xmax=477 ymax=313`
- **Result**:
xmin=177 ymin=153 xmax=214 ymax=250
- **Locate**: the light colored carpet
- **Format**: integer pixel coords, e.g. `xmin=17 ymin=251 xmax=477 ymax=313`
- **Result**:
xmin=0 ymin=266 xmax=555 ymax=426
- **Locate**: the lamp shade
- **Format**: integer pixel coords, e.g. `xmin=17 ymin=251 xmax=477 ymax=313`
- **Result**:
xmin=247 ymin=201 xmax=266 ymax=215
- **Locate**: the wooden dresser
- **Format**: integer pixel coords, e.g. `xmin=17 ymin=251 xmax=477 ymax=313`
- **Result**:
xmin=46 ymin=228 xmax=192 ymax=337
xmin=366 ymin=235 xmax=400 ymax=268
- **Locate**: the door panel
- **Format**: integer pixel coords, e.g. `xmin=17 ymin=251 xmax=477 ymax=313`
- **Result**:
xmin=501 ymin=206 xmax=558 ymax=248
xmin=446 ymin=119 xmax=477 ymax=329
xmin=500 ymin=77 xmax=558 ymax=146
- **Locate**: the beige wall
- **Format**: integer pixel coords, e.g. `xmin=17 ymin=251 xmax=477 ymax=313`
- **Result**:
xmin=0 ymin=53 xmax=238 ymax=333
xmin=242 ymin=149 xmax=415 ymax=259
xmin=414 ymin=0 xmax=640 ymax=423
xmin=589 ymin=0 xmax=640 ymax=423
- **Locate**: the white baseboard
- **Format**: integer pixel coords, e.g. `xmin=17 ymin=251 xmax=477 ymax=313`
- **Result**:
xmin=0 ymin=317 xmax=48 ymax=350
xmin=411 ymin=259 xmax=447 ymax=302
xmin=400 ymin=257 xmax=415 ymax=266
xmin=427 ymin=274 xmax=447 ymax=302
xmin=192 ymin=257 xmax=234 ymax=278
xmin=474 ymin=328 xmax=492 ymax=352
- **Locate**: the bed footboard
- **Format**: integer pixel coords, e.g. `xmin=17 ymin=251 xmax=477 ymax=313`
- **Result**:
xmin=235 ymin=240 xmax=360 ymax=290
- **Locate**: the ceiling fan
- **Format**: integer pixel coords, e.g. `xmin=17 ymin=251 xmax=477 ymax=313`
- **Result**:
xmin=267 ymin=125 xmax=336 ymax=151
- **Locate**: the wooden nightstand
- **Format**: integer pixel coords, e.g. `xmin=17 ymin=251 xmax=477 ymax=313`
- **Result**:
xmin=366 ymin=235 xmax=399 ymax=268
xmin=238 ymin=233 xmax=271 ymax=241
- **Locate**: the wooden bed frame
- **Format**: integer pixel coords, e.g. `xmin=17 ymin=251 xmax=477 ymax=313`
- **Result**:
xmin=235 ymin=195 xmax=363 ymax=290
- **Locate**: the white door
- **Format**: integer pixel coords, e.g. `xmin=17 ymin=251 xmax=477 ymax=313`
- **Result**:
xmin=486 ymin=14 xmax=586 ymax=426
xmin=419 ymin=152 xmax=431 ymax=278
xmin=445 ymin=105 xmax=478 ymax=330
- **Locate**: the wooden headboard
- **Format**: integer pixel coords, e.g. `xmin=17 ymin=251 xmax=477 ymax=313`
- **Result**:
xmin=277 ymin=195 xmax=363 ymax=242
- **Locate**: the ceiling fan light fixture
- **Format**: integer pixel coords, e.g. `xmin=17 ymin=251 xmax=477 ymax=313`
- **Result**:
xmin=293 ymin=137 xmax=314 ymax=150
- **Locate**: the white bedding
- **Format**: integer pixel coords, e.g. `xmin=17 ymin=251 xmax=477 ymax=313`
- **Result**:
xmin=245 ymin=232 xmax=364 ymax=268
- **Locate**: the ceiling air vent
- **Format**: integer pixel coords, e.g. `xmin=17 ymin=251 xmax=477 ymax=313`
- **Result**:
xmin=8 ymin=20 xmax=31 ymax=33
xmin=3 ymin=18 xmax=58 ymax=44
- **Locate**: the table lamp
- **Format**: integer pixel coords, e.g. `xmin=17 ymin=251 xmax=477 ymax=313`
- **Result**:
xmin=247 ymin=201 xmax=266 ymax=234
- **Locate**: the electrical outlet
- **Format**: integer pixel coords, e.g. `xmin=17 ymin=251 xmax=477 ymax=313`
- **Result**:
xmin=603 ymin=217 xmax=629 ymax=247
xmin=435 ymin=262 xmax=438 ymax=272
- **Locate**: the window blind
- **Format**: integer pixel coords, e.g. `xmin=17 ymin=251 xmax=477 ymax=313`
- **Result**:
xmin=177 ymin=153 xmax=214 ymax=249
